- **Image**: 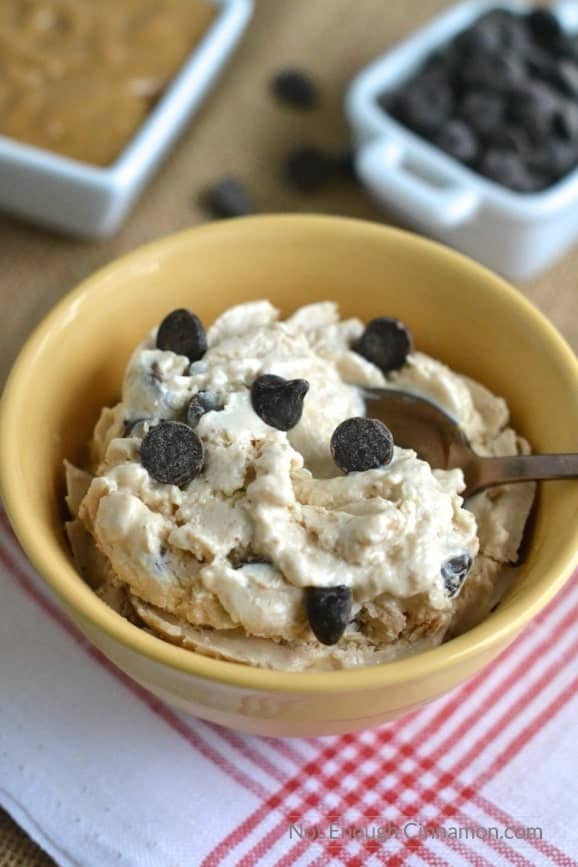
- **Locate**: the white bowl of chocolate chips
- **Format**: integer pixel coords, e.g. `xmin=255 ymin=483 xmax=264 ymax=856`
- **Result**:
xmin=347 ymin=0 xmax=578 ymax=280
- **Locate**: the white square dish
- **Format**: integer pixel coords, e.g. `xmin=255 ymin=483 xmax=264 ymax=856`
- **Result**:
xmin=346 ymin=0 xmax=578 ymax=280
xmin=0 ymin=0 xmax=253 ymax=239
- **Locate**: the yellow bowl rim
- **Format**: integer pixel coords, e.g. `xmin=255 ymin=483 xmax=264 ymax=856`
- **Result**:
xmin=1 ymin=214 xmax=577 ymax=694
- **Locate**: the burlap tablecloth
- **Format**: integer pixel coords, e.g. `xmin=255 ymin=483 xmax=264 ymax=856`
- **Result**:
xmin=1 ymin=1 xmax=576 ymax=863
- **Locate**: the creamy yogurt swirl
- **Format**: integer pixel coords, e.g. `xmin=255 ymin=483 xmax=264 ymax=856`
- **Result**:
xmin=66 ymin=301 xmax=534 ymax=670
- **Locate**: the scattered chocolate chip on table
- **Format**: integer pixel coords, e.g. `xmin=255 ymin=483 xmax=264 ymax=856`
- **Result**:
xmin=201 ymin=177 xmax=258 ymax=218
xmin=271 ymin=68 xmax=319 ymax=109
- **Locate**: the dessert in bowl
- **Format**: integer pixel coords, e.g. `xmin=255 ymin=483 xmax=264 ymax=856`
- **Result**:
xmin=1 ymin=216 xmax=577 ymax=735
xmin=64 ymin=300 xmax=535 ymax=672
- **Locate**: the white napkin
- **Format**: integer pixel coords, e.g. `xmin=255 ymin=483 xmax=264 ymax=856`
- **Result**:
xmin=1 ymin=511 xmax=577 ymax=867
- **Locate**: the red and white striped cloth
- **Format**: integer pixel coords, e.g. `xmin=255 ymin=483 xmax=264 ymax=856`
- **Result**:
xmin=1 ymin=507 xmax=577 ymax=867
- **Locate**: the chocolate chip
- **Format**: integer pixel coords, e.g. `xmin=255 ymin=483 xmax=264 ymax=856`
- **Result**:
xmin=507 ymin=83 xmax=559 ymax=142
xmin=202 ymin=177 xmax=257 ymax=218
xmin=330 ymin=417 xmax=394 ymax=474
xmin=556 ymin=34 xmax=578 ymax=64
xmin=459 ymin=90 xmax=504 ymax=137
xmin=526 ymin=8 xmax=563 ymax=48
xmin=507 ymin=111 xmax=550 ymax=146
xmin=553 ymin=60 xmax=578 ymax=98
xmin=501 ymin=13 xmax=533 ymax=53
xmin=460 ymin=52 xmax=526 ymax=92
xmin=528 ymin=139 xmax=576 ymax=181
xmin=283 ymin=146 xmax=336 ymax=193
xmin=251 ymin=374 xmax=309 ymax=431
xmin=453 ymin=11 xmax=528 ymax=59
xmin=393 ymin=79 xmax=454 ymax=135
xmin=433 ymin=119 xmax=479 ymax=164
xmin=479 ymin=148 xmax=543 ymax=192
xmin=422 ymin=48 xmax=460 ymax=83
xmin=271 ymin=68 xmax=318 ymax=109
xmin=553 ymin=100 xmax=578 ymax=142
xmin=474 ymin=10 xmax=524 ymax=39
xmin=306 ymin=586 xmax=352 ymax=645
xmin=489 ymin=126 xmax=531 ymax=159
xmin=156 ymin=309 xmax=207 ymax=363
xmin=442 ymin=553 xmax=473 ymax=598
xmin=354 ymin=316 xmax=413 ymax=373
xmin=140 ymin=421 xmax=203 ymax=486
xmin=454 ymin=21 xmax=503 ymax=55
xmin=186 ymin=391 xmax=224 ymax=428
xmin=526 ymin=46 xmax=556 ymax=79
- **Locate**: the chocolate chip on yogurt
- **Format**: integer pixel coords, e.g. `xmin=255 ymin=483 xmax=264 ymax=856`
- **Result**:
xmin=330 ymin=417 xmax=394 ymax=474
xmin=442 ymin=552 xmax=473 ymax=598
xmin=186 ymin=391 xmax=224 ymax=428
xmin=354 ymin=316 xmax=413 ymax=373
xmin=306 ymin=585 xmax=352 ymax=645
xmin=251 ymin=374 xmax=309 ymax=431
xmin=156 ymin=309 xmax=207 ymax=363
xmin=140 ymin=421 xmax=204 ymax=486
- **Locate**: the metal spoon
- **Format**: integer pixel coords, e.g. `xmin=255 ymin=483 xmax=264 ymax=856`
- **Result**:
xmin=363 ymin=387 xmax=578 ymax=498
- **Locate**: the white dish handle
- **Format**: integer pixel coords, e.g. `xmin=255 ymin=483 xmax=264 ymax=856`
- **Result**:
xmin=356 ymin=137 xmax=480 ymax=230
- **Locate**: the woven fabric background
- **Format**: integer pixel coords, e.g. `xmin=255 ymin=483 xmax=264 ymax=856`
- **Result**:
xmin=0 ymin=1 xmax=576 ymax=864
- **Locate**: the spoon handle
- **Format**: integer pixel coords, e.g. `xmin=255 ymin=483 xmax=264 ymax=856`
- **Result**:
xmin=468 ymin=453 xmax=578 ymax=496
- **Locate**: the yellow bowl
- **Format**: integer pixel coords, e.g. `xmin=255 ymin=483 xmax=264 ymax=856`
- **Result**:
xmin=1 ymin=216 xmax=577 ymax=737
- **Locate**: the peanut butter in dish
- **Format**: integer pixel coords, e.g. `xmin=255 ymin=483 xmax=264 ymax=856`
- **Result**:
xmin=0 ymin=0 xmax=216 ymax=166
